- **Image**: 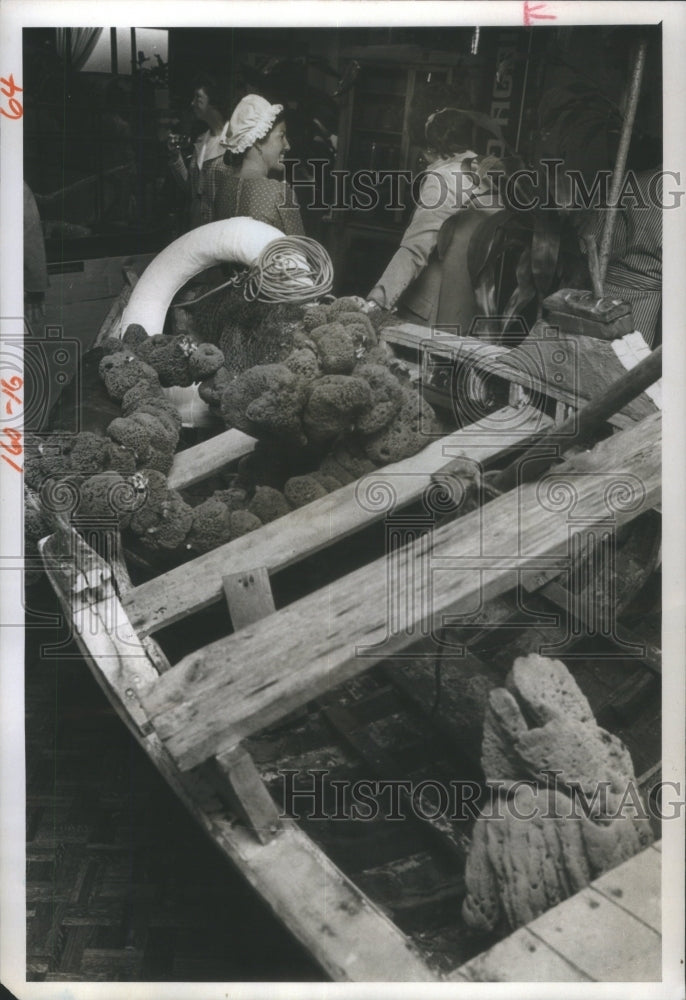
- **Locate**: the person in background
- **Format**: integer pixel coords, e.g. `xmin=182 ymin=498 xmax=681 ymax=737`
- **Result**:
xmin=167 ymin=75 xmax=230 ymax=229
xmin=587 ymin=167 xmax=662 ymax=348
xmin=364 ymin=108 xmax=501 ymax=330
xmin=24 ymin=181 xmax=48 ymax=327
xmin=214 ymin=94 xmax=305 ymax=236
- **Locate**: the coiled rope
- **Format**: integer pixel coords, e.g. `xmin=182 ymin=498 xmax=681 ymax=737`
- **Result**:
xmin=173 ymin=235 xmax=333 ymax=309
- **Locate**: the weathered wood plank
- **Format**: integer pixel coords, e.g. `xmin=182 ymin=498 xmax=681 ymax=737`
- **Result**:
xmin=132 ymin=726 xmax=443 ymax=979
xmin=210 ymin=746 xmax=282 ymax=845
xmin=214 ymin=563 xmax=282 ymax=842
xmin=591 ymin=844 xmax=661 ymax=932
xmin=223 ymin=567 xmax=276 ymax=630
xmin=39 ymin=530 xmax=160 ymax=736
xmin=528 ymin=883 xmax=661 ymax=981
xmin=167 ymin=427 xmax=256 ymax=490
xmin=142 ymin=412 xmax=661 ymax=772
xmin=198 ymin=810 xmax=437 ymax=981
xmin=451 ymin=926 xmax=590 ymax=982
xmin=127 ymin=405 xmax=553 ymax=636
xmin=492 ymin=344 xmax=661 ymax=493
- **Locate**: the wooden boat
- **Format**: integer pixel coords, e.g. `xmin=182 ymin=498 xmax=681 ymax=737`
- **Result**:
xmin=37 ymin=322 xmax=662 ymax=982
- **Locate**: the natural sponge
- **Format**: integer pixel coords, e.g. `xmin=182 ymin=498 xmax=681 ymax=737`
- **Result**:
xmin=315 ymin=327 xmax=357 ymax=375
xmin=221 ymin=363 xmax=308 ymax=445
xmin=462 ymin=655 xmax=653 ymax=935
xmin=302 ymin=375 xmax=372 ymax=443
xmin=131 ymin=333 xmax=225 ymax=388
xmin=74 ymin=471 xmax=136 ymax=528
xmin=198 ymin=366 xmax=233 ymax=411
xmin=284 ymin=347 xmax=321 ymax=382
xmin=362 ymin=385 xmax=439 ymax=464
xmin=106 ymin=416 xmax=152 ymax=463
xmin=248 ymin=485 xmax=292 ymax=524
xmin=99 ymin=353 xmax=160 ymax=402
xmin=186 ymin=497 xmax=234 ymax=554
xmin=354 ymin=363 xmax=404 ymax=435
xmin=284 ymin=474 xmax=329 ymax=508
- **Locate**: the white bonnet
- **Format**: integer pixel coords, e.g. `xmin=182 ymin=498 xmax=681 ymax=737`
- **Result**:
xmin=221 ymin=94 xmax=284 ymax=154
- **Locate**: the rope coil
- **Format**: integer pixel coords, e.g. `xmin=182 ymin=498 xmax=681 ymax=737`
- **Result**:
xmin=244 ymin=236 xmax=333 ymax=304
xmin=174 ymin=235 xmax=333 ymax=310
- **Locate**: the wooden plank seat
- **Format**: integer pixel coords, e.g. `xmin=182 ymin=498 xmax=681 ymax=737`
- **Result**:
xmin=126 ymin=404 xmax=552 ymax=636
xmin=140 ymin=411 xmax=661 ymax=773
xmin=167 ymin=427 xmax=256 ymax=490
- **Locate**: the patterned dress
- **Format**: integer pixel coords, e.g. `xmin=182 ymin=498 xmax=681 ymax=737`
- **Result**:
xmin=214 ymin=174 xmax=305 ymax=236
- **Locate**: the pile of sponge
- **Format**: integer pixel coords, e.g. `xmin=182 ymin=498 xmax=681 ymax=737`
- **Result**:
xmin=200 ymin=296 xmax=440 ymax=465
xmin=26 ymin=299 xmax=441 ymax=568
xmin=25 ymin=326 xmax=227 ymax=556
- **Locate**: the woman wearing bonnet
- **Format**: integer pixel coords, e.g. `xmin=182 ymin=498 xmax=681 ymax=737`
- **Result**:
xmin=214 ymin=94 xmax=305 ymax=236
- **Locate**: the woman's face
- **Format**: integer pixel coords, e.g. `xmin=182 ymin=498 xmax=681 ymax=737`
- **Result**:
xmin=259 ymin=121 xmax=290 ymax=173
xmin=191 ymin=88 xmax=210 ymax=121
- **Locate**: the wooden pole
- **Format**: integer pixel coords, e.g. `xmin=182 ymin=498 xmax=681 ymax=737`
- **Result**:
xmin=597 ymin=38 xmax=648 ymax=289
xmin=490 ymin=343 xmax=661 ymax=493
xmin=583 ymin=233 xmax=604 ymax=300
xmin=110 ymin=28 xmax=118 ymax=76
xmin=130 ymin=28 xmax=137 ymax=77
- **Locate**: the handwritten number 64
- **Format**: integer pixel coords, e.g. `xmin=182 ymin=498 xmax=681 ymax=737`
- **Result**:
xmin=0 ymin=73 xmax=23 ymax=120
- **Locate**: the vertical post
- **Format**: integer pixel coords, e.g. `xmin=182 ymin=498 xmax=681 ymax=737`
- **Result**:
xmin=110 ymin=28 xmax=118 ymax=76
xmin=514 ymin=30 xmax=534 ymax=153
xmin=130 ymin=28 xmax=137 ymax=77
xmin=597 ymin=39 xmax=648 ymax=289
